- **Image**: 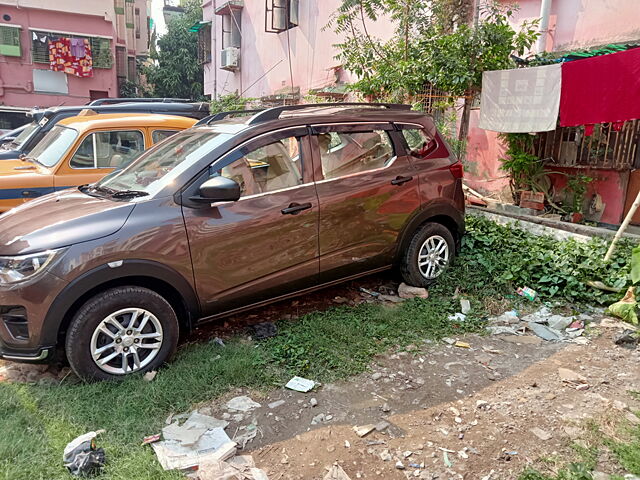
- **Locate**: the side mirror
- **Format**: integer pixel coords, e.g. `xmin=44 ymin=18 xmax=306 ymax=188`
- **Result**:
xmin=0 ymin=136 xmax=15 ymax=145
xmin=190 ymin=175 xmax=241 ymax=203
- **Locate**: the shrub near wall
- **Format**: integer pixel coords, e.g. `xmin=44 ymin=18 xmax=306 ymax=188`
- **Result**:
xmin=457 ymin=216 xmax=633 ymax=304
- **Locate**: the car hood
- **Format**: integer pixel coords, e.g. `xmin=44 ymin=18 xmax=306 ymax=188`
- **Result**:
xmin=0 ymin=147 xmax=23 ymax=160
xmin=0 ymin=159 xmax=51 ymax=177
xmin=0 ymin=189 xmax=134 ymax=255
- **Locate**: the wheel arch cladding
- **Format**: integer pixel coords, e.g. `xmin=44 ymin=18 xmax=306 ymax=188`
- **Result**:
xmin=395 ymin=205 xmax=465 ymax=262
xmin=44 ymin=260 xmax=200 ymax=347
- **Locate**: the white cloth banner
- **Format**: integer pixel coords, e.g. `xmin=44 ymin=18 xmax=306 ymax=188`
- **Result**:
xmin=478 ymin=63 xmax=562 ymax=133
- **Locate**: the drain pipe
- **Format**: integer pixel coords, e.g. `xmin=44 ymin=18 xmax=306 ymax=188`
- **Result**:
xmin=536 ymin=0 xmax=553 ymax=54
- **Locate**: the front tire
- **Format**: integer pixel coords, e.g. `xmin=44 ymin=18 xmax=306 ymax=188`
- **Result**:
xmin=400 ymin=222 xmax=455 ymax=288
xmin=65 ymin=286 xmax=179 ymax=381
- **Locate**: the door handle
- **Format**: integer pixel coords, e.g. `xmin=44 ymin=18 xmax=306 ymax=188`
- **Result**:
xmin=281 ymin=202 xmax=312 ymax=215
xmin=391 ymin=175 xmax=413 ymax=186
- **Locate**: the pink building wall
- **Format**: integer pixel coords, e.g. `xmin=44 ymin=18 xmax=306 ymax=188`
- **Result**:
xmin=464 ymin=0 xmax=640 ymax=224
xmin=0 ymin=5 xmax=117 ymax=108
xmin=202 ymin=0 xmax=392 ymax=99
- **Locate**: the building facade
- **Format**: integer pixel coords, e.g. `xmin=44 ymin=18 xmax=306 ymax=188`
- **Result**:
xmin=200 ymin=0 xmax=391 ymax=102
xmin=0 ymin=0 xmax=150 ymax=109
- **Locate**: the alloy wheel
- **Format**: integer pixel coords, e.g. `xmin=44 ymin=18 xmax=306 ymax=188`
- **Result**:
xmin=90 ymin=308 xmax=163 ymax=375
xmin=417 ymin=235 xmax=450 ymax=279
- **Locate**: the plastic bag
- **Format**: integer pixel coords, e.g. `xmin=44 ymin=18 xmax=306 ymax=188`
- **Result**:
xmin=63 ymin=430 xmax=106 ymax=476
xmin=607 ymin=287 xmax=639 ymax=325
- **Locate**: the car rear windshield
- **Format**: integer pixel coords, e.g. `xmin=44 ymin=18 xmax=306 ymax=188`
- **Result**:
xmin=2 ymin=121 xmax=39 ymax=151
xmin=96 ymin=129 xmax=232 ymax=196
xmin=28 ymin=125 xmax=79 ymax=167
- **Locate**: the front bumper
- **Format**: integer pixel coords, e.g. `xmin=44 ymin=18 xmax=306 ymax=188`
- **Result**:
xmin=0 ymin=271 xmax=68 ymax=362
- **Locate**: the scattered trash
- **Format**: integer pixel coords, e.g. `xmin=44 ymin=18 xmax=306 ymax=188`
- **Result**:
xmin=614 ymin=329 xmax=640 ymax=349
xmin=608 ymin=287 xmax=638 ymax=325
xmin=226 ymin=396 xmax=261 ymax=413
xmin=378 ymin=294 xmax=405 ymax=303
xmin=395 ymin=460 xmax=405 ymax=470
xmin=374 ymin=420 xmax=390 ymax=432
xmin=448 ymin=313 xmax=467 ymax=322
xmin=285 ymin=376 xmax=316 ymax=393
xmin=143 ymin=370 xmax=157 ymax=382
xmin=516 ymin=286 xmax=538 ymax=301
xmin=63 ymin=430 xmax=106 ymax=477
xmin=197 ymin=454 xmax=268 ymax=480
xmin=250 ymin=322 xmax=278 ymax=340
xmin=495 ymin=310 xmax=519 ymax=324
xmin=268 ymin=400 xmax=285 ymax=409
xmin=547 ymin=315 xmax=574 ymax=331
xmin=460 ymin=298 xmax=471 ymax=314
xmin=310 ymin=398 xmax=318 ymax=407
xmin=311 ymin=413 xmax=326 ymax=425
xmin=443 ymin=451 xmax=453 ymax=468
xmin=142 ymin=434 xmax=161 ymax=446
xmin=353 ymin=424 xmax=376 ymax=437
xmin=529 ymin=427 xmax=552 ymax=441
xmin=527 ymin=322 xmax=564 ymax=341
xmin=212 ymin=337 xmax=225 ymax=347
xmin=476 ymin=400 xmax=489 ymax=410
xmin=398 ymin=283 xmax=429 ymax=299
xmin=442 ymin=337 xmax=456 ymax=345
xmin=486 ymin=326 xmax=521 ymax=336
xmin=233 ymin=424 xmax=258 ymax=449
xmin=333 ymin=296 xmax=349 ymax=304
xmin=359 ymin=287 xmax=380 ymax=298
xmin=324 ymin=462 xmax=352 ymax=480
xmin=454 ymin=341 xmax=471 ymax=349
xmin=344 ymin=440 xmax=350 ymax=448
xmin=152 ymin=411 xmax=235 ymax=471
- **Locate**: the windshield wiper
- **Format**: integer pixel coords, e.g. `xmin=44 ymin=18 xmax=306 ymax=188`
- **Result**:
xmin=20 ymin=155 xmax=43 ymax=167
xmin=111 ymin=189 xmax=149 ymax=199
xmin=80 ymin=184 xmax=117 ymax=196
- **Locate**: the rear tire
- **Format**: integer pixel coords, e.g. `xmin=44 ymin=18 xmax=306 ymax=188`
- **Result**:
xmin=400 ymin=222 xmax=455 ymax=288
xmin=65 ymin=286 xmax=179 ymax=382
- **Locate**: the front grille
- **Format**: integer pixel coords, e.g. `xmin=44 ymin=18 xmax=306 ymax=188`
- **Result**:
xmin=1 ymin=306 xmax=28 ymax=339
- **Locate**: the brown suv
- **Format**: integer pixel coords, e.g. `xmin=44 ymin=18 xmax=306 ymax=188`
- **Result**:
xmin=0 ymin=103 xmax=464 ymax=381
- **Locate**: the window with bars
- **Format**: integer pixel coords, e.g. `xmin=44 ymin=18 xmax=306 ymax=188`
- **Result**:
xmin=116 ymin=46 xmax=127 ymax=78
xmin=265 ymin=0 xmax=299 ymax=33
xmin=127 ymin=56 xmax=136 ymax=81
xmin=198 ymin=24 xmax=212 ymax=64
xmin=0 ymin=25 xmax=21 ymax=57
xmin=31 ymin=31 xmax=113 ymax=68
xmin=135 ymin=8 xmax=141 ymax=39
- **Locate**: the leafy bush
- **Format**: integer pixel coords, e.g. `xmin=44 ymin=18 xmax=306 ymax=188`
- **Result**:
xmin=458 ymin=216 xmax=633 ymax=304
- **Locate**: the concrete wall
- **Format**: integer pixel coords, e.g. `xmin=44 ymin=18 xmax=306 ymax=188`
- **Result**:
xmin=0 ymin=5 xmax=118 ymax=107
xmin=0 ymin=0 xmax=114 ymax=20
xmin=203 ymin=0 xmax=392 ymax=99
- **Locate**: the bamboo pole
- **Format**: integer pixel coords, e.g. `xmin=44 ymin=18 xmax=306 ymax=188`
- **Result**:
xmin=604 ymin=188 xmax=640 ymax=261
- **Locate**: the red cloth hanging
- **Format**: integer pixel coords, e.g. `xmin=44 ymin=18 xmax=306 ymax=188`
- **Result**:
xmin=49 ymin=37 xmax=93 ymax=78
xmin=559 ymin=47 xmax=640 ymax=127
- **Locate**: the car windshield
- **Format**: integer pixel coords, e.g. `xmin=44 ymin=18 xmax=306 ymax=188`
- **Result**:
xmin=3 ymin=121 xmax=39 ymax=150
xmin=96 ymin=129 xmax=232 ymax=196
xmin=27 ymin=125 xmax=79 ymax=167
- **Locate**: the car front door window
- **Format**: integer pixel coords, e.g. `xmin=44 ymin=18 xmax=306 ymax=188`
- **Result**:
xmin=217 ymin=136 xmax=303 ymax=197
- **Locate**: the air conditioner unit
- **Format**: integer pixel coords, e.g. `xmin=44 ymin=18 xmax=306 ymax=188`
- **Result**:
xmin=221 ymin=47 xmax=240 ymax=71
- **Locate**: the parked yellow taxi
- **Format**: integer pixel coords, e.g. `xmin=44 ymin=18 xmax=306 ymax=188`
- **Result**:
xmin=0 ymin=112 xmax=197 ymax=212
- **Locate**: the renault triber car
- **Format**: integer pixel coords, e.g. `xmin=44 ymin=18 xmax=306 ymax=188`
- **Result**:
xmin=0 ymin=103 xmax=465 ymax=381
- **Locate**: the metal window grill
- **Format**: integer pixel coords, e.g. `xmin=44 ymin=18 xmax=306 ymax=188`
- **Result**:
xmin=0 ymin=26 xmax=21 ymax=57
xmin=197 ymin=24 xmax=212 ymax=64
xmin=534 ymin=121 xmax=640 ymax=170
xmin=409 ymin=84 xmax=458 ymax=123
xmin=115 ymin=46 xmax=127 ymax=78
xmin=31 ymin=30 xmax=112 ymax=68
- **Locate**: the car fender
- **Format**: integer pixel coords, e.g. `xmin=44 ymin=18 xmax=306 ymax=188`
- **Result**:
xmin=41 ymin=259 xmax=200 ymax=346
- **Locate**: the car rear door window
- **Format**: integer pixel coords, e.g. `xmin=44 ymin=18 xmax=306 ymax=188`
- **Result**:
xmin=316 ymin=129 xmax=394 ymax=179
xmin=217 ymin=136 xmax=303 ymax=197
xmin=70 ymin=130 xmax=145 ymax=169
xmin=400 ymin=127 xmax=437 ymax=159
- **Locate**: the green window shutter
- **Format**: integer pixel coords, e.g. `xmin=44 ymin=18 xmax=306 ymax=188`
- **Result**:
xmin=0 ymin=26 xmax=21 ymax=57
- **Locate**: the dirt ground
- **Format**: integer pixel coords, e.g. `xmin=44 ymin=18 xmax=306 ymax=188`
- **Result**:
xmin=198 ymin=317 xmax=640 ymax=480
xmin=2 ymin=275 xmax=640 ymax=480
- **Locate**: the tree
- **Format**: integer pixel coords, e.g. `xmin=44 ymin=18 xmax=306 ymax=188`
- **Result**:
xmin=328 ymin=1 xmax=539 ymax=142
xmin=145 ymin=0 xmax=205 ymax=100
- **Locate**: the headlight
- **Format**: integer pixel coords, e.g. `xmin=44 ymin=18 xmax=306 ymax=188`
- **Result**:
xmin=0 ymin=250 xmax=59 ymax=284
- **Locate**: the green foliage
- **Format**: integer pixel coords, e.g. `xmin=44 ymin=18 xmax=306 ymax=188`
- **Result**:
xmin=144 ymin=0 xmax=205 ymax=100
xmin=435 ymin=108 xmax=467 ymax=159
xmin=328 ymin=0 xmax=539 ymax=101
xmin=566 ymin=174 xmax=594 ymax=214
xmin=209 ymin=93 xmax=255 ymax=114
xmin=461 ymin=215 xmax=633 ymax=303
xmin=631 ymin=246 xmax=640 ymax=284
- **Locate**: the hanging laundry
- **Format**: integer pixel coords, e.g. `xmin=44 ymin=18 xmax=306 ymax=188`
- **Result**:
xmin=69 ymin=38 xmax=86 ymax=58
xmin=479 ymin=63 xmax=562 ymax=133
xmin=560 ymin=47 xmax=640 ymax=128
xmin=49 ymin=37 xmax=93 ymax=78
